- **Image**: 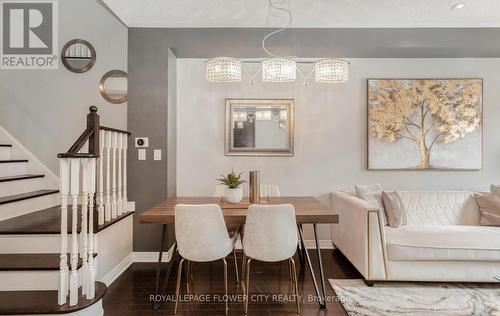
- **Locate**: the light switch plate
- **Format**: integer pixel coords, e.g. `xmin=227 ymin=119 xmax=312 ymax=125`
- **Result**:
xmin=154 ymin=149 xmax=162 ymax=161
xmin=138 ymin=149 xmax=146 ymax=160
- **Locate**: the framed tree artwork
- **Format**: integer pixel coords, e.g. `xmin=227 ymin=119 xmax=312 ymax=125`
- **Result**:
xmin=367 ymin=78 xmax=483 ymax=170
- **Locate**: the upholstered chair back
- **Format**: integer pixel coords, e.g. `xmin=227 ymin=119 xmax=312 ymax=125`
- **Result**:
xmin=213 ymin=184 xmax=281 ymax=198
xmin=243 ymin=204 xmax=297 ymax=262
xmin=175 ymin=204 xmax=234 ymax=262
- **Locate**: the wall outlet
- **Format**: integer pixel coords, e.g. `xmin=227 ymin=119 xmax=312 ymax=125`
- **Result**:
xmin=135 ymin=137 xmax=149 ymax=148
xmin=154 ymin=149 xmax=162 ymax=161
xmin=138 ymin=149 xmax=146 ymax=160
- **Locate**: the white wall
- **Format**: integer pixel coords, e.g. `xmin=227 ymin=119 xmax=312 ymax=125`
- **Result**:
xmin=0 ymin=0 xmax=127 ymax=174
xmin=177 ymin=58 xmax=500 ymax=239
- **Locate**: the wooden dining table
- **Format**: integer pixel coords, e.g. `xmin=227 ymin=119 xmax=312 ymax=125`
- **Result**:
xmin=140 ymin=196 xmax=339 ymax=310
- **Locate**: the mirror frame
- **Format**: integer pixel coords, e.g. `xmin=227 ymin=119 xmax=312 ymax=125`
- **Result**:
xmin=61 ymin=39 xmax=96 ymax=73
xmin=225 ymin=99 xmax=295 ymax=157
xmin=99 ymin=70 xmax=128 ymax=104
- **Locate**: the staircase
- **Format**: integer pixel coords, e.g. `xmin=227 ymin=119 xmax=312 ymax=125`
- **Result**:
xmin=0 ymin=108 xmax=133 ymax=315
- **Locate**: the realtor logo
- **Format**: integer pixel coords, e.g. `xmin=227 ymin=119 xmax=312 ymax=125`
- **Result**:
xmin=1 ymin=0 xmax=58 ymax=69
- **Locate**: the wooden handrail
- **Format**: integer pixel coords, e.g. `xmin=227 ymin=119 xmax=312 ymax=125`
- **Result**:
xmin=99 ymin=126 xmax=131 ymax=135
xmin=57 ymin=153 xmax=99 ymax=158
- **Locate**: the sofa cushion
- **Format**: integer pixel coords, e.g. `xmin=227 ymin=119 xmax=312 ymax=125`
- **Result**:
xmin=397 ymin=191 xmax=480 ymax=226
xmin=385 ymin=226 xmax=500 ymax=261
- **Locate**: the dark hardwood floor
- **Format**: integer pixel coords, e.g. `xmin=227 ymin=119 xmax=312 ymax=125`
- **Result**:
xmin=104 ymin=249 xmax=361 ymax=315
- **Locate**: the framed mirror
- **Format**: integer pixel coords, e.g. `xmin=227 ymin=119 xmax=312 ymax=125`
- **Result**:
xmin=99 ymin=70 xmax=128 ymax=104
xmin=61 ymin=39 xmax=96 ymax=73
xmin=225 ymin=99 xmax=294 ymax=156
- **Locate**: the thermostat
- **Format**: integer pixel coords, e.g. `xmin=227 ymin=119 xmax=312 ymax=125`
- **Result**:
xmin=135 ymin=137 xmax=149 ymax=148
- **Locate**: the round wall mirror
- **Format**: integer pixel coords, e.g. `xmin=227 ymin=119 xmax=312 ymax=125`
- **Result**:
xmin=61 ymin=39 xmax=96 ymax=73
xmin=99 ymin=70 xmax=128 ymax=104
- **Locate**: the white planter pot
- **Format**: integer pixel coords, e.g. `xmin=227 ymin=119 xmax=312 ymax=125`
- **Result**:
xmin=225 ymin=187 xmax=243 ymax=203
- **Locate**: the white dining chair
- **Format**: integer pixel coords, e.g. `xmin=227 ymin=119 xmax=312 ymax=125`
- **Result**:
xmin=241 ymin=204 xmax=300 ymax=314
xmin=260 ymin=184 xmax=281 ymax=198
xmin=213 ymin=184 xmax=226 ymax=197
xmin=174 ymin=204 xmax=239 ymax=315
xmin=213 ymin=184 xmax=280 ymax=198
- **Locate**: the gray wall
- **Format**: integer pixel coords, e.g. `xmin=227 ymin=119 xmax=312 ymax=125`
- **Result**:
xmin=0 ymin=0 xmax=128 ymax=174
xmin=176 ymin=58 xmax=500 ymax=239
xmin=128 ymin=33 xmax=176 ymax=251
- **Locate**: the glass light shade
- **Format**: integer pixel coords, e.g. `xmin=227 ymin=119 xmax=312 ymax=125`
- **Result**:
xmin=279 ymin=110 xmax=287 ymax=120
xmin=206 ymin=57 xmax=242 ymax=82
xmin=314 ymin=59 xmax=349 ymax=83
xmin=262 ymin=58 xmax=296 ymax=82
xmin=233 ymin=111 xmax=247 ymax=122
xmin=256 ymin=110 xmax=272 ymax=121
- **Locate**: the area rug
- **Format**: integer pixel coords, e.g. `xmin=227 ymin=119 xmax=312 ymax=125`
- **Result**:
xmin=329 ymin=279 xmax=500 ymax=316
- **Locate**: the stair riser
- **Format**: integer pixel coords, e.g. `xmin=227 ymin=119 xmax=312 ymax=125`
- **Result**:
xmin=0 ymin=235 xmax=61 ymax=253
xmin=0 ymin=147 xmax=10 ymax=160
xmin=0 ymin=177 xmax=49 ymax=196
xmin=0 ymin=269 xmax=84 ymax=291
xmin=0 ymin=193 xmax=60 ymax=221
xmin=0 ymin=162 xmax=27 ymax=177
xmin=0 ymin=235 xmax=94 ymax=255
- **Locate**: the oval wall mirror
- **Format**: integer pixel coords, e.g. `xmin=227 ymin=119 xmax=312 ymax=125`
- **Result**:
xmin=99 ymin=70 xmax=128 ymax=104
xmin=61 ymin=39 xmax=96 ymax=73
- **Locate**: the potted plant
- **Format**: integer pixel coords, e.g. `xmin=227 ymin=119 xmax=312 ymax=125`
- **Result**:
xmin=217 ymin=170 xmax=246 ymax=203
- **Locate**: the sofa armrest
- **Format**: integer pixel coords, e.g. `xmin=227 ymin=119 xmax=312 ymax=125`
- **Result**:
xmin=332 ymin=191 xmax=387 ymax=280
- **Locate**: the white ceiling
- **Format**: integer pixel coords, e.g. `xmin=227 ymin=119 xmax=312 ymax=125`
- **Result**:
xmin=101 ymin=0 xmax=500 ymax=28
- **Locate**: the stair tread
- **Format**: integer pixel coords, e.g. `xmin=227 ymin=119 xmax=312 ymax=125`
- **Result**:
xmin=0 ymin=144 xmax=12 ymax=147
xmin=0 ymin=205 xmax=133 ymax=234
xmin=0 ymin=159 xmax=28 ymax=163
xmin=0 ymin=282 xmax=106 ymax=315
xmin=0 ymin=253 xmax=97 ymax=271
xmin=0 ymin=174 xmax=45 ymax=182
xmin=0 ymin=189 xmax=59 ymax=205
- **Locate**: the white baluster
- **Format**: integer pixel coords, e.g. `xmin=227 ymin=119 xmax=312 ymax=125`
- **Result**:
xmin=69 ymin=158 xmax=80 ymax=306
xmin=111 ymin=132 xmax=118 ymax=219
xmin=80 ymin=159 xmax=90 ymax=296
xmin=117 ymin=133 xmax=123 ymax=216
xmin=122 ymin=133 xmax=128 ymax=212
xmin=58 ymin=158 xmax=70 ymax=305
xmin=97 ymin=130 xmax=105 ymax=225
xmin=105 ymin=131 xmax=112 ymax=222
xmin=87 ymin=158 xmax=96 ymax=299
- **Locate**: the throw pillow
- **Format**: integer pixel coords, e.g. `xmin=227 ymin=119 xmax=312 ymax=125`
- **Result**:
xmin=382 ymin=191 xmax=407 ymax=227
xmin=490 ymin=184 xmax=500 ymax=197
xmin=474 ymin=192 xmax=500 ymax=226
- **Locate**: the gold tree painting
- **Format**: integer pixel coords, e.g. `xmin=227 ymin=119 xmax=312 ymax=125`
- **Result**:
xmin=368 ymin=79 xmax=483 ymax=170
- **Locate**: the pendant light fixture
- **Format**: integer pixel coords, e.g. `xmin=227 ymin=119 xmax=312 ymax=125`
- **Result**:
xmin=205 ymin=0 xmax=349 ymax=85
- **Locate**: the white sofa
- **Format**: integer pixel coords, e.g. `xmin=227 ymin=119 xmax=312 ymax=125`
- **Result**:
xmin=332 ymin=190 xmax=500 ymax=283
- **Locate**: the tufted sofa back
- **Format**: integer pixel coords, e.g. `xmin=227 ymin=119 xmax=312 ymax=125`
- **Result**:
xmin=397 ymin=191 xmax=480 ymax=226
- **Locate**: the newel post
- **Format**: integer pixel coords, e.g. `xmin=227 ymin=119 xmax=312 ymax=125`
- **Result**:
xmin=87 ymin=106 xmax=100 ymax=155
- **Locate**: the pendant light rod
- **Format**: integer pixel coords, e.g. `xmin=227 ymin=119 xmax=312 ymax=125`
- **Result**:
xmin=262 ymin=0 xmax=293 ymax=58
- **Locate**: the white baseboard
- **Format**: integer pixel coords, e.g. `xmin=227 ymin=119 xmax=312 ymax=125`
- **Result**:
xmin=100 ymin=253 xmax=134 ymax=286
xmin=304 ymin=240 xmax=336 ymax=249
xmin=133 ymin=244 xmax=176 ymax=263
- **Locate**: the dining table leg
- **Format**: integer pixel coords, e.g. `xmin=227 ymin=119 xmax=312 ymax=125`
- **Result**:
xmin=313 ymin=224 xmax=327 ymax=307
xmin=297 ymin=225 xmax=305 ymax=265
xmin=297 ymin=224 xmax=327 ymax=308
xmin=153 ymin=224 xmax=167 ymax=310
